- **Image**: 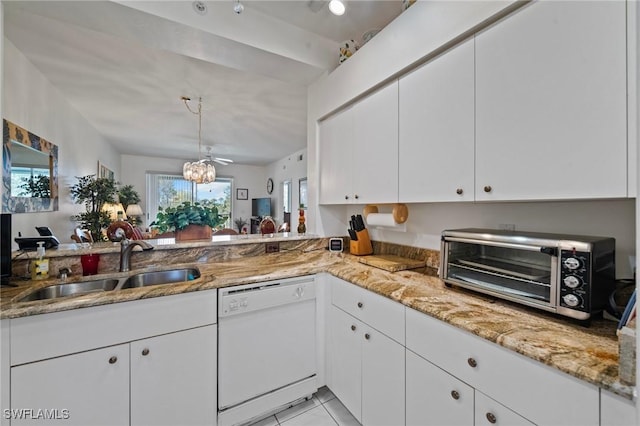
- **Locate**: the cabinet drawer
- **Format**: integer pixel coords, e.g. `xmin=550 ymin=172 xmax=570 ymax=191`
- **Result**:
xmin=475 ymin=391 xmax=534 ymax=426
xmin=406 ymin=308 xmax=598 ymax=426
xmin=331 ymin=277 xmax=404 ymax=344
xmin=11 ymin=289 xmax=217 ymax=365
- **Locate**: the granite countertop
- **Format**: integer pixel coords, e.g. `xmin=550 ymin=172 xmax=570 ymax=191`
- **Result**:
xmin=0 ymin=249 xmax=634 ymax=400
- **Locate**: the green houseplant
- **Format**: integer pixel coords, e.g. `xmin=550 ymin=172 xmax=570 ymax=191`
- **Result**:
xmin=151 ymin=201 xmax=223 ymax=240
xmin=117 ymin=184 xmax=141 ymax=212
xmin=70 ymin=175 xmax=118 ymax=242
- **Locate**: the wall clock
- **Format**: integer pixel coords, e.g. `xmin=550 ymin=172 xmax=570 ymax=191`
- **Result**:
xmin=267 ymin=178 xmax=274 ymax=194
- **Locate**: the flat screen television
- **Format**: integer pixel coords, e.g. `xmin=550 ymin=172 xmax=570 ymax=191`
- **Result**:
xmin=252 ymin=198 xmax=271 ymax=217
xmin=1 ymin=214 xmax=11 ymax=284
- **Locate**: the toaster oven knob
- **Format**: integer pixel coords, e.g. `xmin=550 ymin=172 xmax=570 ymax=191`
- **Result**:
xmin=563 ymin=275 xmax=582 ymax=289
xmin=563 ymin=257 xmax=581 ymax=270
xmin=562 ymin=294 xmax=581 ymax=307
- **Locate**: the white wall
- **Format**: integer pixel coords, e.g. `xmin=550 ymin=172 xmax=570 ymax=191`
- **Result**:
xmin=322 ymin=199 xmax=635 ymax=279
xmin=265 ymin=148 xmax=307 ymax=230
xmin=2 ymin=38 xmax=120 ymax=248
xmin=120 ymin=154 xmax=266 ymax=230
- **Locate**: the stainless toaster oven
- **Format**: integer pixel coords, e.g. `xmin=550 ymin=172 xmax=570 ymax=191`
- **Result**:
xmin=440 ymin=228 xmax=616 ymax=321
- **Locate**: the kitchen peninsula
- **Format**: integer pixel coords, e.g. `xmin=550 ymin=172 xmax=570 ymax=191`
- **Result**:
xmin=1 ymin=236 xmax=633 ymax=412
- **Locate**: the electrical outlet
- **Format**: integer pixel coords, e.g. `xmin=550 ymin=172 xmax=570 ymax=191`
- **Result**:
xmin=265 ymin=242 xmax=280 ymax=253
xmin=499 ymin=224 xmax=516 ymax=231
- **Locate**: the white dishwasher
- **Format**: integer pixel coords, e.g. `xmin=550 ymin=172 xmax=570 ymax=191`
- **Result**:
xmin=217 ymin=276 xmax=317 ymax=426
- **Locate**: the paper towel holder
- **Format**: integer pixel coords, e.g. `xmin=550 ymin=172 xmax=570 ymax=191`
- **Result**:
xmin=363 ymin=203 xmax=409 ymax=224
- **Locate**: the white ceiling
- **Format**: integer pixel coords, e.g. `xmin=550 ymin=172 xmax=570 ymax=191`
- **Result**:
xmin=3 ymin=0 xmax=402 ymax=165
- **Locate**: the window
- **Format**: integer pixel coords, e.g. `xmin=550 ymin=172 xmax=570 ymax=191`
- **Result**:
xmin=283 ymin=180 xmax=292 ymax=213
xmin=146 ymin=173 xmax=232 ymax=229
xmin=196 ymin=179 xmax=232 ymax=229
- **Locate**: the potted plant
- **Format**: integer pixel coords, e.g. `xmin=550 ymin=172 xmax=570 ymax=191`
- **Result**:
xmin=117 ymin=184 xmax=141 ymax=212
xmin=70 ymin=175 xmax=118 ymax=242
xmin=151 ymin=201 xmax=222 ymax=241
xmin=234 ymin=217 xmax=247 ymax=233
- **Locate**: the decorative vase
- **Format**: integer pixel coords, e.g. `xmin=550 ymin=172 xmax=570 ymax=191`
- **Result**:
xmin=175 ymin=224 xmax=213 ymax=242
xmin=297 ymin=209 xmax=306 ymax=235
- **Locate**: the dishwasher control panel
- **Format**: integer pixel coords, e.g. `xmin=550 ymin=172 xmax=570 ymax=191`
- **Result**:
xmin=218 ymin=276 xmax=316 ymax=317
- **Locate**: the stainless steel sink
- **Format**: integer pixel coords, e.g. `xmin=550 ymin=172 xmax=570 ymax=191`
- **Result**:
xmin=119 ymin=268 xmax=201 ymax=289
xmin=19 ymin=279 xmax=121 ymax=302
xmin=18 ymin=268 xmax=201 ymax=302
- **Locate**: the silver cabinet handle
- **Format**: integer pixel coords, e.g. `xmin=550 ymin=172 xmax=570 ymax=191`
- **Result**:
xmin=483 ymin=185 xmax=492 ymax=193
xmin=364 ymin=333 xmax=370 ymax=340
xmin=450 ymin=390 xmax=460 ymax=400
xmin=351 ymin=325 xmax=356 ymax=331
xmin=142 ymin=348 xmax=150 ymax=356
xmin=486 ymin=413 xmax=497 ymax=424
xmin=109 ymin=356 xmax=118 ymax=364
xmin=456 ymin=188 xmax=463 ymax=195
xmin=467 ymin=357 xmax=477 ymax=368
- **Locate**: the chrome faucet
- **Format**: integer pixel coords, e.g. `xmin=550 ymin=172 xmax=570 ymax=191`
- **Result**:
xmin=119 ymin=239 xmax=154 ymax=272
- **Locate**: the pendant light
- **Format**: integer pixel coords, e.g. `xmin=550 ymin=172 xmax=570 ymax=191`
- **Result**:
xmin=182 ymin=96 xmax=216 ymax=184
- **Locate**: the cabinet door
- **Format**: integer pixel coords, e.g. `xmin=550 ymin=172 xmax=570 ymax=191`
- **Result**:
xmin=11 ymin=344 xmax=129 ymax=426
xmin=131 ymin=325 xmax=217 ymax=426
xmin=406 ymin=350 xmax=473 ymax=426
xmin=329 ymin=305 xmax=362 ymax=423
xmin=361 ymin=326 xmax=404 ymax=426
xmin=601 ymin=390 xmax=638 ymax=426
xmin=319 ymin=107 xmax=354 ymax=204
xmin=475 ymin=391 xmax=535 ymax=426
xmin=399 ymin=38 xmax=475 ymax=202
xmin=475 ymin=1 xmax=627 ymax=201
xmin=353 ymin=81 xmax=399 ymax=204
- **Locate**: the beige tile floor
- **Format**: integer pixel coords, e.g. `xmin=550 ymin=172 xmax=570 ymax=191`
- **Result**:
xmin=248 ymin=387 xmax=360 ymax=426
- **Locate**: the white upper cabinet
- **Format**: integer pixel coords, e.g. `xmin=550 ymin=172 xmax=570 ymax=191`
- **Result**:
xmin=319 ymin=106 xmax=354 ymax=204
xmin=399 ymin=38 xmax=475 ymax=202
xmin=319 ymin=82 xmax=398 ymax=204
xmin=352 ymin=81 xmax=399 ymax=204
xmin=475 ymin=1 xmax=627 ymax=201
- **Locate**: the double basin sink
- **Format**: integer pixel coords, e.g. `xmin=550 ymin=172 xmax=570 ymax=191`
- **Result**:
xmin=18 ymin=268 xmax=201 ymax=302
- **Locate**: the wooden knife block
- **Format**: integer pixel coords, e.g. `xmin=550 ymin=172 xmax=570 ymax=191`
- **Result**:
xmin=349 ymin=229 xmax=373 ymax=256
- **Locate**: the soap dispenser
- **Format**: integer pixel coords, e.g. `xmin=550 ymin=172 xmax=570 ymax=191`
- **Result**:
xmin=31 ymin=241 xmax=50 ymax=280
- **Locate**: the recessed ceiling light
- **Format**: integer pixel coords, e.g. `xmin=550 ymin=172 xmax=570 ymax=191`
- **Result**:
xmin=192 ymin=1 xmax=207 ymax=15
xmin=328 ymin=0 xmax=346 ymax=16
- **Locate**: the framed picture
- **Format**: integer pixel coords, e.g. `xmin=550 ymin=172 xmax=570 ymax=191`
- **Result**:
xmin=97 ymin=161 xmax=115 ymax=181
xmin=236 ymin=188 xmax=248 ymax=200
xmin=299 ymin=178 xmax=307 ymax=209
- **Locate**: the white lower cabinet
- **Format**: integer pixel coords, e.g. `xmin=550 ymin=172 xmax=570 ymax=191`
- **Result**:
xmin=328 ymin=276 xmax=405 ymax=426
xmin=406 ymin=307 xmax=599 ymax=426
xmin=131 ymin=325 xmax=217 ymax=426
xmin=11 ymin=344 xmax=130 ymax=426
xmin=406 ymin=349 xmax=473 ymax=426
xmin=330 ymin=305 xmax=363 ymax=422
xmin=601 ymin=390 xmax=638 ymax=426
xmin=8 ymin=290 xmax=217 ymax=426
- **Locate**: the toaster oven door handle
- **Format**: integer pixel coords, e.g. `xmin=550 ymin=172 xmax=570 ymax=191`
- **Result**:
xmin=540 ymin=247 xmax=558 ymax=256
xmin=443 ymin=237 xmax=546 ymax=252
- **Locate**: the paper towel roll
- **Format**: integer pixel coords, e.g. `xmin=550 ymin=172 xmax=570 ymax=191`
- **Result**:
xmin=366 ymin=213 xmax=398 ymax=228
